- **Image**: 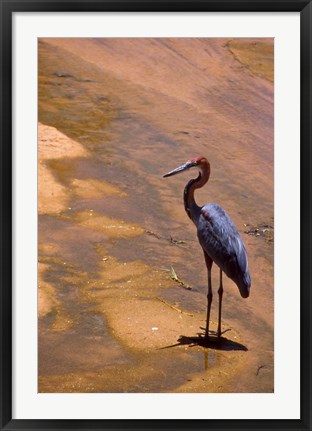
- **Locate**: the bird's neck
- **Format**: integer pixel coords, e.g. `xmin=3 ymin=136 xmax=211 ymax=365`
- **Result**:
xmin=184 ymin=163 xmax=210 ymax=225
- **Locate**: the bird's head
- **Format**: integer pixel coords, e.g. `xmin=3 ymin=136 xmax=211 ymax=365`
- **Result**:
xmin=163 ymin=156 xmax=209 ymax=178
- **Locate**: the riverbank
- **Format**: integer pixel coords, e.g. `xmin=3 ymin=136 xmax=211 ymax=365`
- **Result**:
xmin=38 ymin=38 xmax=274 ymax=393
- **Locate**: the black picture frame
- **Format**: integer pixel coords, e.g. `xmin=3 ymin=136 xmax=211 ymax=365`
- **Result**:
xmin=1 ymin=1 xmax=311 ymax=430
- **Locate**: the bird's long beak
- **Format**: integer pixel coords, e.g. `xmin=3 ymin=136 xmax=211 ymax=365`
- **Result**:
xmin=163 ymin=161 xmax=195 ymax=178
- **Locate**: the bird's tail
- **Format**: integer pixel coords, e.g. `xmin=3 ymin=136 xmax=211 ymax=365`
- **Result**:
xmin=237 ymin=271 xmax=251 ymax=298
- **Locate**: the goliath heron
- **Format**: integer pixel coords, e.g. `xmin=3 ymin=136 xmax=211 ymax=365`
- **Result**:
xmin=164 ymin=156 xmax=251 ymax=339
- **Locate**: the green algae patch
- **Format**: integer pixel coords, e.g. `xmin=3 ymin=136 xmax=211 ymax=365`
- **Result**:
xmin=226 ymin=39 xmax=274 ymax=82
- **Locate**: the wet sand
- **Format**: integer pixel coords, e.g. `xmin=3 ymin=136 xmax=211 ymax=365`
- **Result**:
xmin=38 ymin=38 xmax=274 ymax=393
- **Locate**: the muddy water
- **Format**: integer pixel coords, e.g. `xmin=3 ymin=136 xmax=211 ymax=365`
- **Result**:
xmin=38 ymin=38 xmax=274 ymax=393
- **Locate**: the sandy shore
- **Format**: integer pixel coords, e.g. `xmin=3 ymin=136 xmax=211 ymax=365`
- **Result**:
xmin=38 ymin=38 xmax=274 ymax=393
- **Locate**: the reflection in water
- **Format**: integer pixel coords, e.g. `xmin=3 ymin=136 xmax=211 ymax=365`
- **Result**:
xmin=204 ymin=351 xmax=208 ymax=371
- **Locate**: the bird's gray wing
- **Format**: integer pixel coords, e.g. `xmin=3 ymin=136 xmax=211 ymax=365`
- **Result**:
xmin=197 ymin=203 xmax=249 ymax=284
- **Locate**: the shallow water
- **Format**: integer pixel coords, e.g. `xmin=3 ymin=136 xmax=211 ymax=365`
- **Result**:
xmin=38 ymin=38 xmax=274 ymax=393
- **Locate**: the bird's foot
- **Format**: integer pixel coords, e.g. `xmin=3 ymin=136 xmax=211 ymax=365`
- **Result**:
xmin=199 ymin=327 xmax=218 ymax=336
xmin=196 ymin=333 xmax=210 ymax=342
xmin=199 ymin=327 xmax=231 ymax=339
xmin=219 ymin=328 xmax=231 ymax=337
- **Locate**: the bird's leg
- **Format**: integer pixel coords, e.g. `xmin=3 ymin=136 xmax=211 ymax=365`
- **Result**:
xmin=203 ymin=251 xmax=213 ymax=339
xmin=217 ymin=269 xmax=223 ymax=338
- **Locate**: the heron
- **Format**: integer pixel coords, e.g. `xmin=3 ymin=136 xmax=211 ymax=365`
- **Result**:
xmin=163 ymin=156 xmax=251 ymax=339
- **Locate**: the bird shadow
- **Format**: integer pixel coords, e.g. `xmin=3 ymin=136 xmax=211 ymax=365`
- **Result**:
xmin=160 ymin=331 xmax=248 ymax=351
